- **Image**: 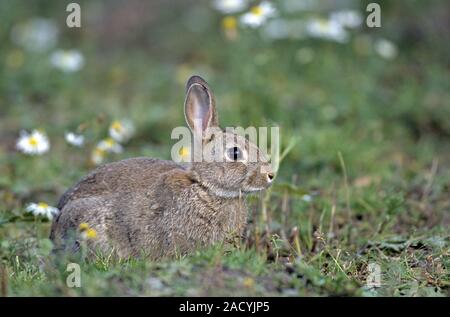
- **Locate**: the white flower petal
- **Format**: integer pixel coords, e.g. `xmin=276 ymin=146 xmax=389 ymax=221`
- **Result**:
xmin=11 ymin=18 xmax=59 ymax=52
xmin=65 ymin=132 xmax=84 ymax=147
xmin=241 ymin=13 xmax=265 ymax=28
xmin=374 ymin=38 xmax=398 ymax=60
xmin=97 ymin=139 xmax=123 ymax=154
xmin=16 ymin=130 xmax=50 ymax=155
xmin=108 ymin=119 xmax=135 ymax=143
xmin=259 ymin=1 xmax=277 ymax=17
xmin=240 ymin=1 xmax=277 ymax=28
xmin=50 ymin=49 xmax=84 ymax=73
xmin=306 ymin=18 xmax=349 ymax=43
xmin=25 ymin=202 xmax=59 ymax=220
xmin=213 ymin=0 xmax=247 ymax=14
xmin=330 ymin=10 xmax=363 ymax=29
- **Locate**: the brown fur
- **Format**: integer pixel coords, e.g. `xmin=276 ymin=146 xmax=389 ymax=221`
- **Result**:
xmin=50 ymin=75 xmax=274 ymax=260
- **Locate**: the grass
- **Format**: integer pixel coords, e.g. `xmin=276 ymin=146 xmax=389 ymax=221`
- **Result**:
xmin=0 ymin=0 xmax=449 ymax=296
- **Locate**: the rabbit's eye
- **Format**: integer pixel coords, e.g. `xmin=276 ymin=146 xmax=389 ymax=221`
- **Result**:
xmin=227 ymin=146 xmax=243 ymax=161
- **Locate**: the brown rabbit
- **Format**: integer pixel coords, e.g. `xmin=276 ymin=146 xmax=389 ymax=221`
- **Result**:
xmin=50 ymin=75 xmax=274 ymax=260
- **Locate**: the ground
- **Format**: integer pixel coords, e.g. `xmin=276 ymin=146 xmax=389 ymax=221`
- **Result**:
xmin=0 ymin=0 xmax=449 ymax=296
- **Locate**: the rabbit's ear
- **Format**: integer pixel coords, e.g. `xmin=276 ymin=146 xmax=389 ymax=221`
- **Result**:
xmin=184 ymin=75 xmax=218 ymax=137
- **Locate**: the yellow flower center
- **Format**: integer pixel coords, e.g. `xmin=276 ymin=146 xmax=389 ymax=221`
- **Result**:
xmin=86 ymin=228 xmax=97 ymax=239
xmin=222 ymin=16 xmax=237 ymax=30
xmin=179 ymin=146 xmax=190 ymax=158
xmin=28 ymin=136 xmax=38 ymax=147
xmin=38 ymin=202 xmax=49 ymax=209
xmin=79 ymin=223 xmax=89 ymax=231
xmin=243 ymin=277 xmax=255 ymax=288
xmin=105 ymin=138 xmax=115 ymax=147
xmin=111 ymin=121 xmax=123 ymax=131
xmin=251 ymin=6 xmax=263 ymax=16
xmin=94 ymin=148 xmax=105 ymax=155
xmin=318 ymin=19 xmax=330 ymax=30
xmin=62 ymin=52 xmax=73 ymax=63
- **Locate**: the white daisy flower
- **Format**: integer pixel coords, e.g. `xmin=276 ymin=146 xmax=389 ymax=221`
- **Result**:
xmin=91 ymin=137 xmax=123 ymax=165
xmin=65 ymin=132 xmax=84 ymax=147
xmin=50 ymin=49 xmax=84 ymax=73
xmin=11 ymin=18 xmax=59 ymax=52
xmin=26 ymin=202 xmax=59 ymax=220
xmin=16 ymin=130 xmax=50 ymax=155
xmin=91 ymin=147 xmax=106 ymax=165
xmin=330 ymin=10 xmax=363 ymax=29
xmin=97 ymin=138 xmax=123 ymax=154
xmin=374 ymin=38 xmax=398 ymax=60
xmin=109 ymin=119 xmax=135 ymax=143
xmin=213 ymin=0 xmax=248 ymax=14
xmin=240 ymin=1 xmax=277 ymax=28
xmin=305 ymin=17 xmax=349 ymax=43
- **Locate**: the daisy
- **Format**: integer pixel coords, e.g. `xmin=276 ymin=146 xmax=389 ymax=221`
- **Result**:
xmin=109 ymin=119 xmax=135 ymax=143
xmin=78 ymin=223 xmax=98 ymax=239
xmin=374 ymin=38 xmax=398 ymax=60
xmin=26 ymin=202 xmax=59 ymax=220
xmin=222 ymin=16 xmax=238 ymax=31
xmin=179 ymin=146 xmax=191 ymax=162
xmin=302 ymin=194 xmax=313 ymax=202
xmin=16 ymin=129 xmax=50 ymax=155
xmin=330 ymin=10 xmax=363 ymax=29
xmin=213 ymin=0 xmax=247 ymax=14
xmin=65 ymin=132 xmax=84 ymax=147
xmin=83 ymin=228 xmax=97 ymax=239
xmin=91 ymin=147 xmax=106 ymax=165
xmin=79 ymin=223 xmax=90 ymax=231
xmin=240 ymin=1 xmax=277 ymax=28
xmin=91 ymin=137 xmax=123 ymax=165
xmin=97 ymin=137 xmax=123 ymax=153
xmin=305 ymin=17 xmax=349 ymax=43
xmin=50 ymin=49 xmax=84 ymax=73
xmin=11 ymin=18 xmax=59 ymax=52
xmin=221 ymin=16 xmax=239 ymax=40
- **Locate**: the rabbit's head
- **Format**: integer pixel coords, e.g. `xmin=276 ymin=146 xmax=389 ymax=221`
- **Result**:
xmin=183 ymin=75 xmax=274 ymax=198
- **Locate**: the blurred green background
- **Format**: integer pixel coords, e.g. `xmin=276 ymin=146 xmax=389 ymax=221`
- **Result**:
xmin=0 ymin=0 xmax=449 ymax=296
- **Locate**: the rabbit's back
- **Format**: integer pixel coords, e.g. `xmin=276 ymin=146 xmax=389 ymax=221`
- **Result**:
xmin=57 ymin=157 xmax=181 ymax=210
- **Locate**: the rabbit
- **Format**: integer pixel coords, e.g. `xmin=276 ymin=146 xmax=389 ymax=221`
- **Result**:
xmin=50 ymin=75 xmax=275 ymax=260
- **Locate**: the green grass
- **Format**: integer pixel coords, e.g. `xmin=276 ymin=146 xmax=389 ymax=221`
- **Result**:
xmin=0 ymin=0 xmax=449 ymax=296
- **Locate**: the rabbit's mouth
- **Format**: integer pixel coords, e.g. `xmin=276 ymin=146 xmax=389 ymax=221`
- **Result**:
xmin=201 ymin=184 xmax=266 ymax=198
xmin=241 ymin=184 xmax=271 ymax=195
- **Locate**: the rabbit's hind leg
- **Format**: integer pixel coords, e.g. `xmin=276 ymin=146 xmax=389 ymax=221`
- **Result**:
xmin=50 ymin=195 xmax=118 ymax=259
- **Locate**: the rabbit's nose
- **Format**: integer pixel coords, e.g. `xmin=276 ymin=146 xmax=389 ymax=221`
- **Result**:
xmin=267 ymin=172 xmax=274 ymax=183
